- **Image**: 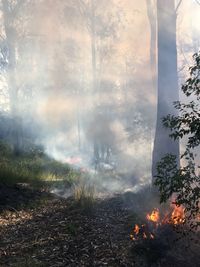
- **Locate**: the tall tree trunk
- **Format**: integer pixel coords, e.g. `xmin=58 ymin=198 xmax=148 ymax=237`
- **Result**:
xmin=91 ymin=0 xmax=96 ymax=94
xmin=152 ymin=0 xmax=179 ymax=179
xmin=90 ymin=0 xmax=99 ymax=162
xmin=146 ymin=0 xmax=157 ymax=90
xmin=2 ymin=0 xmax=22 ymax=155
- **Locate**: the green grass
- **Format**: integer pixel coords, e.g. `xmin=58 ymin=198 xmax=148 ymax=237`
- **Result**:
xmin=0 ymin=141 xmax=80 ymax=189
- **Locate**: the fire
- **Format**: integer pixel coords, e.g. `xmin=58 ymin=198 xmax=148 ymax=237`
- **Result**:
xmin=130 ymin=203 xmax=186 ymax=241
xmin=146 ymin=208 xmax=160 ymax=223
xmin=134 ymin=224 xmax=140 ymax=235
xmin=130 ymin=224 xmax=155 ymax=241
xmin=171 ymin=205 xmax=185 ymax=225
xmin=130 ymin=224 xmax=140 ymax=240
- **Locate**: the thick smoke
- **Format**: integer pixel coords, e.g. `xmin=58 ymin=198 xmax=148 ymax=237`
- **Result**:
xmin=0 ymin=0 xmax=200 ymax=196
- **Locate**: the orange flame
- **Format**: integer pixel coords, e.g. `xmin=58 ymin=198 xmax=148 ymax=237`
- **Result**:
xmin=130 ymin=224 xmax=140 ymax=240
xmin=134 ymin=224 xmax=140 ymax=235
xmin=171 ymin=205 xmax=185 ymax=225
xmin=146 ymin=208 xmax=160 ymax=223
xmin=130 ymin=204 xmax=187 ymax=241
xmin=130 ymin=223 xmax=155 ymax=240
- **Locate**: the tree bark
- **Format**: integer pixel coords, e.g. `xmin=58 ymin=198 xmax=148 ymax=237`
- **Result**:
xmin=146 ymin=0 xmax=157 ymax=90
xmin=152 ymin=0 xmax=179 ymax=179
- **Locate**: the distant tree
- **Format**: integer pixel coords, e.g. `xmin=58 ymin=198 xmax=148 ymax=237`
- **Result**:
xmin=1 ymin=0 xmax=30 ymax=154
xmin=76 ymin=0 xmax=121 ymax=163
xmin=155 ymin=52 xmax=200 ymax=229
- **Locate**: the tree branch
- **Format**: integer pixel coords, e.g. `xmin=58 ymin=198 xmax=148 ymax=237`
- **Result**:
xmin=175 ymin=0 xmax=183 ymax=13
xmin=77 ymin=0 xmax=92 ymax=32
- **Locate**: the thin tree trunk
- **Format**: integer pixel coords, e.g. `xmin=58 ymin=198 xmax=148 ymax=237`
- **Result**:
xmin=90 ymin=0 xmax=100 ymax=162
xmin=2 ymin=0 xmax=22 ymax=155
xmin=91 ymin=0 xmax=96 ymax=93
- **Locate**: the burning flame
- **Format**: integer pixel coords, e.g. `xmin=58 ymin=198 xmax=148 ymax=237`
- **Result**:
xmin=130 ymin=224 xmax=155 ymax=241
xmin=130 ymin=224 xmax=140 ymax=240
xmin=171 ymin=205 xmax=185 ymax=225
xmin=134 ymin=224 xmax=140 ymax=235
xmin=146 ymin=208 xmax=160 ymax=223
xmin=130 ymin=204 xmax=186 ymax=241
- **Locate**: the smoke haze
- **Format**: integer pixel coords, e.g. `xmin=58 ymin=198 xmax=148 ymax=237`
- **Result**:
xmin=0 ymin=0 xmax=200 ymax=194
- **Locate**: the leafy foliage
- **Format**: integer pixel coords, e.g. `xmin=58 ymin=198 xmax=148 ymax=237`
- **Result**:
xmin=155 ymin=53 xmax=200 ymax=229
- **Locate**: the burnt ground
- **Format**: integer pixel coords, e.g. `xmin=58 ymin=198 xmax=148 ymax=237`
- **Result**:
xmin=0 ymin=184 xmax=199 ymax=267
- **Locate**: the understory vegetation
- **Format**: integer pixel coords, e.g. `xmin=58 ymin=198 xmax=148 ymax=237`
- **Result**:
xmin=155 ymin=53 xmax=200 ymax=229
xmin=0 ymin=141 xmax=78 ymax=189
xmin=0 ymin=140 xmax=99 ymax=213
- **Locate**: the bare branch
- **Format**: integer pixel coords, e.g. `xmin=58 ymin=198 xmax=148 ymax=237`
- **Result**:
xmin=175 ymin=0 xmax=183 ymax=13
xmin=178 ymin=65 xmax=185 ymax=73
xmin=77 ymin=0 xmax=92 ymax=32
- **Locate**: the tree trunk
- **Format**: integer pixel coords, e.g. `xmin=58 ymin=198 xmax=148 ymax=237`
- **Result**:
xmin=152 ymin=0 xmax=179 ymax=180
xmin=146 ymin=0 xmax=157 ymax=90
xmin=90 ymin=0 xmax=100 ymax=162
xmin=91 ymin=0 xmax=96 ymax=94
xmin=2 ymin=0 xmax=22 ymax=155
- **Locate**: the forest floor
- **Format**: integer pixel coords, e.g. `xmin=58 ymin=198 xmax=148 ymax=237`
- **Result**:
xmin=0 ymin=184 xmax=199 ymax=267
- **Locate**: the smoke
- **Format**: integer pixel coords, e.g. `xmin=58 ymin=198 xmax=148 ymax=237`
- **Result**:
xmin=0 ymin=0 xmax=200 ymax=196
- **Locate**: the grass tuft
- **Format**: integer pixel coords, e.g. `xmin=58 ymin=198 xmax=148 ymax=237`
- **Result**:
xmin=73 ymin=181 xmax=96 ymax=212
